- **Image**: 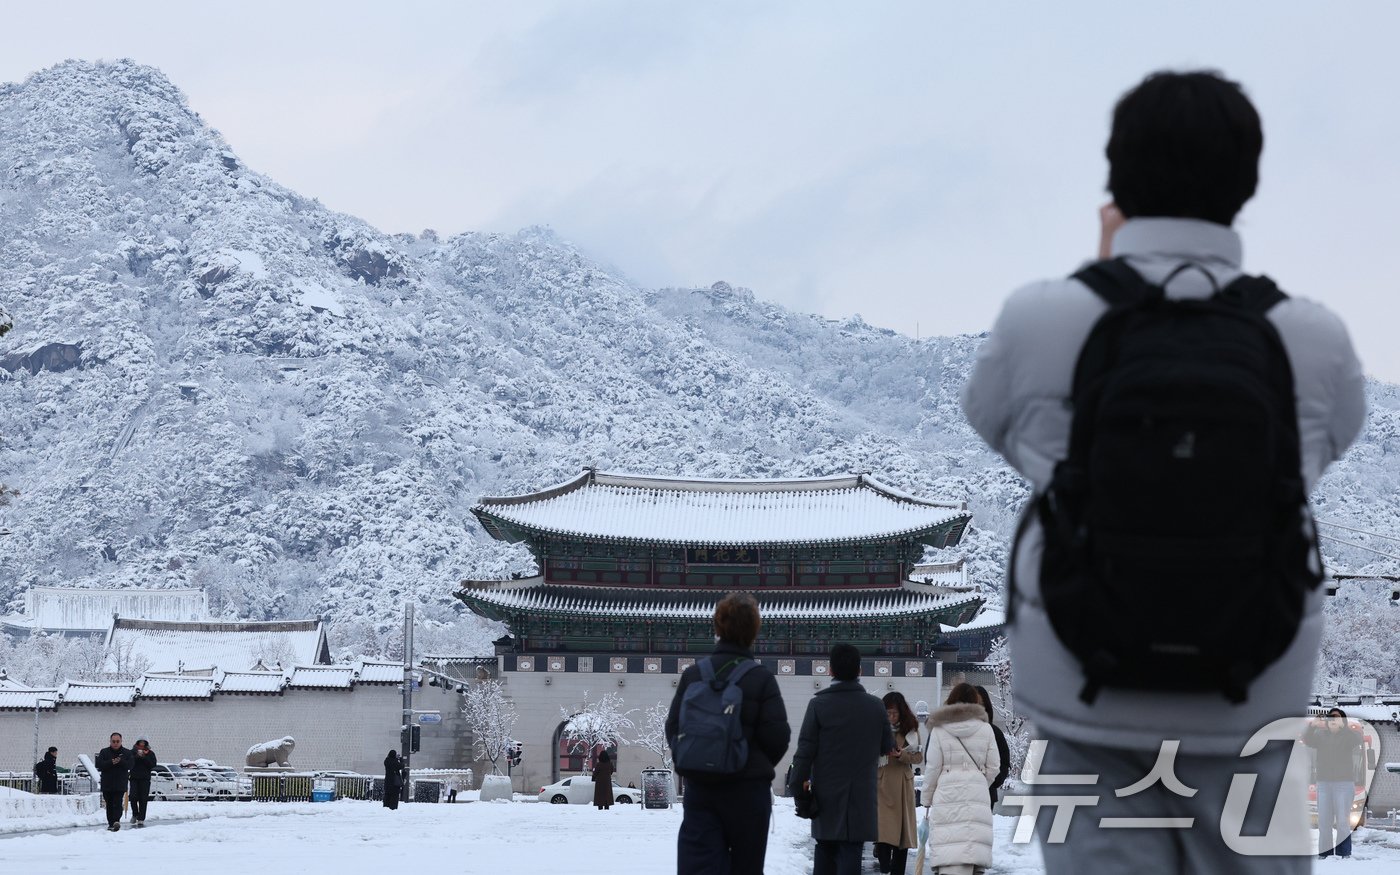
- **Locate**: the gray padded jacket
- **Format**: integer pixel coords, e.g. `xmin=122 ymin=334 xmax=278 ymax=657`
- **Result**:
xmin=961 ymin=217 xmax=1367 ymax=754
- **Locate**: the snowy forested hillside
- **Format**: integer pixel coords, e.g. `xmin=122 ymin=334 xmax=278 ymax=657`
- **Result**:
xmin=0 ymin=61 xmax=1395 ymax=686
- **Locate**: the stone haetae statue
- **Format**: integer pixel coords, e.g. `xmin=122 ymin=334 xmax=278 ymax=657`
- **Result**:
xmin=246 ymin=736 xmax=296 ymax=767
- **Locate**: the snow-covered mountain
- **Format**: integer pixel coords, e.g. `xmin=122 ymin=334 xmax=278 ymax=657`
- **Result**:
xmin=0 ymin=61 xmax=1395 ymax=684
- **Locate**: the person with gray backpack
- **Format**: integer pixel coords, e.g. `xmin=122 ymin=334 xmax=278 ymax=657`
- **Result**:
xmin=666 ymin=591 xmax=789 ymax=875
xmin=963 ymin=69 xmax=1366 ymax=873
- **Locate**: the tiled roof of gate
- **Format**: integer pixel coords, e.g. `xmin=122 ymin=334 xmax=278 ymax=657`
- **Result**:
xmin=216 ymin=671 xmax=287 ymax=693
xmin=59 ymin=681 xmax=138 ymax=704
xmin=355 ymin=661 xmax=405 ymax=684
xmin=138 ymin=675 xmax=216 ymax=699
xmin=459 ymin=580 xmax=982 ymax=622
xmin=474 ymin=470 xmax=969 ymax=547
xmin=287 ymin=665 xmax=356 ymax=689
xmin=0 ymin=689 xmax=59 ymax=710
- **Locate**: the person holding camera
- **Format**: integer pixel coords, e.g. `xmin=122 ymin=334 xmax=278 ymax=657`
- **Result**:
xmin=1304 ymin=709 xmax=1364 ymax=859
xmin=128 ymin=739 xmax=156 ymax=827
xmin=94 ymin=732 xmax=132 ymax=832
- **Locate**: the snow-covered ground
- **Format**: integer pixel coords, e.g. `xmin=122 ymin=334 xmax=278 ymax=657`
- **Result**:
xmin=4 ymin=794 xmax=1400 ymax=874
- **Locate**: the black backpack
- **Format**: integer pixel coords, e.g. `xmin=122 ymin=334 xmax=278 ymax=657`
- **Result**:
xmin=672 ymin=657 xmax=757 ymax=774
xmin=1024 ymin=258 xmax=1323 ymax=705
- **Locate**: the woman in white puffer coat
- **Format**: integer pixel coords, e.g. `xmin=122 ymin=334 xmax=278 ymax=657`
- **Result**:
xmin=920 ymin=682 xmax=1000 ymax=875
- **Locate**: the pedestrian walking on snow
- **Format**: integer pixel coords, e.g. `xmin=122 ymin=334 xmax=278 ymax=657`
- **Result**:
xmin=94 ymin=732 xmax=133 ymax=831
xmin=875 ymin=691 xmax=924 ymax=875
xmin=787 ymin=642 xmax=895 ymax=875
xmin=592 ymin=749 xmax=615 ymax=810
xmin=972 ymin=686 xmax=1010 ymax=807
xmin=128 ymin=739 xmax=156 ymax=826
xmin=918 ymin=684 xmax=999 ymax=875
xmin=1304 ymin=708 xmax=1364 ymax=859
xmin=667 ymin=591 xmax=791 ymax=875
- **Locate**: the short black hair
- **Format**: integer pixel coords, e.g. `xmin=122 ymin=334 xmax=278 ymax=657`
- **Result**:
xmin=1107 ymin=70 xmax=1263 ymax=226
xmin=47 ymin=746 xmax=57 ymax=753
xmin=830 ymin=643 xmax=861 ymax=681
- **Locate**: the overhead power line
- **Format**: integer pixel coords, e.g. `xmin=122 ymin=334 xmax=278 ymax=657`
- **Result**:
xmin=1315 ymin=518 xmax=1400 ymax=546
xmin=1317 ymin=532 xmax=1400 ymax=563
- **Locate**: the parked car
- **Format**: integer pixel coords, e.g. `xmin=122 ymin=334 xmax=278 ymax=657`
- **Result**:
xmin=181 ymin=766 xmax=244 ymax=800
xmin=150 ymin=763 xmax=201 ymax=801
xmin=207 ymin=766 xmax=254 ymax=800
xmin=538 ymin=776 xmax=636 ymax=805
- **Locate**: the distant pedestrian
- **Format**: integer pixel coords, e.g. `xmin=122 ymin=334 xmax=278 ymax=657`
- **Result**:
xmin=383 ymin=750 xmax=401 ymax=810
xmin=667 ymin=591 xmax=791 ymax=875
xmin=788 ymin=643 xmax=895 ymax=875
xmin=920 ymin=683 xmax=999 ymax=875
xmin=94 ymin=731 xmax=133 ymax=832
xmin=875 ymin=691 xmax=924 ymax=875
xmin=128 ymin=739 xmax=156 ymax=827
xmin=972 ymin=685 xmax=1010 ymax=806
xmin=34 ymin=745 xmax=59 ymax=794
xmin=593 ymin=750 xmax=615 ymax=810
xmin=1304 ymin=708 xmax=1364 ymax=859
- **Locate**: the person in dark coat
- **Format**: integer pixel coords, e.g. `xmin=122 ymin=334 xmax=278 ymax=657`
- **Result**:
xmin=34 ymin=746 xmax=59 ymax=794
xmin=1304 ymin=708 xmax=1365 ymax=859
xmin=788 ymin=643 xmax=896 ymax=875
xmin=94 ymin=732 xmax=133 ymax=831
xmin=592 ymin=749 xmax=616 ymax=809
xmin=383 ymin=750 xmax=401 ymax=810
xmin=974 ymin=685 xmax=1011 ymax=806
xmin=667 ymin=591 xmax=791 ymax=875
xmin=128 ymin=739 xmax=156 ymax=826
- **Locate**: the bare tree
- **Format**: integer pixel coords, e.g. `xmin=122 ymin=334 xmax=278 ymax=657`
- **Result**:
xmin=629 ymin=700 xmax=673 ymax=769
xmin=462 ymin=678 xmax=517 ymax=775
xmin=560 ymin=690 xmax=635 ymax=774
xmin=987 ymin=635 xmax=1031 ymax=781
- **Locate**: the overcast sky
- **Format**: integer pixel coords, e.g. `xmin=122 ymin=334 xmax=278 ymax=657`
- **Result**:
xmin=6 ymin=1 xmax=1398 ymax=381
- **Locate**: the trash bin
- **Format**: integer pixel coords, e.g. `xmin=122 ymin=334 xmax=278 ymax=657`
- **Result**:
xmin=312 ymin=788 xmax=334 ymax=802
xmin=641 ymin=768 xmax=674 ymax=810
xmin=413 ymin=780 xmax=442 ymax=803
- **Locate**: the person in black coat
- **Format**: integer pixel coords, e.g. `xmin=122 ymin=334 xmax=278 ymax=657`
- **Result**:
xmin=94 ymin=732 xmax=133 ymax=831
xmin=383 ymin=750 xmax=401 ymax=810
xmin=35 ymin=746 xmax=59 ymax=794
xmin=788 ymin=643 xmax=895 ymax=875
xmin=667 ymin=592 xmax=791 ymax=875
xmin=592 ymin=749 xmax=615 ymax=810
xmin=975 ymin=685 xmax=1012 ymax=806
xmin=128 ymin=739 xmax=156 ymax=826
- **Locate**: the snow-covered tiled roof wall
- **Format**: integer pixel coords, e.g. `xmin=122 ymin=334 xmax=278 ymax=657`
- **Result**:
xmin=356 ymin=661 xmax=404 ymax=684
xmin=138 ymin=675 xmax=215 ymax=699
xmin=216 ymin=671 xmax=286 ymax=694
xmin=0 ymin=689 xmax=59 ymax=710
xmin=24 ymin=586 xmax=208 ymax=630
xmin=945 ymin=608 xmax=1006 ymax=633
xmin=60 ymin=681 xmax=138 ymax=704
xmin=104 ymin=618 xmax=327 ymax=673
xmin=475 ymin=470 xmax=969 ymax=546
xmin=463 ymin=581 xmax=981 ymax=621
xmin=287 ymin=666 xmax=355 ymax=689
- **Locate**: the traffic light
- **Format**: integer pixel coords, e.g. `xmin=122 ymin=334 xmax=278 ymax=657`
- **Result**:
xmin=402 ymin=725 xmax=421 ymax=754
xmin=411 ymin=725 xmax=421 ymax=753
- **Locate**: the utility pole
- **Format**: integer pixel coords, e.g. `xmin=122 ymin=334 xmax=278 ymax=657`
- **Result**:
xmin=401 ymin=602 xmax=415 ymax=802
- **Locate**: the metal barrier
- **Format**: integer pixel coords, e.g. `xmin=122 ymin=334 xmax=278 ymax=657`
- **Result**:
xmin=0 ymin=774 xmax=36 ymax=793
xmin=413 ymin=780 xmax=442 ymax=803
xmin=250 ymin=773 xmax=315 ymax=802
xmin=335 ymin=775 xmax=375 ymax=801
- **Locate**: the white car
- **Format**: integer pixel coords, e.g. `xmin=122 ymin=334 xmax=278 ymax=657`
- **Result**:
xmin=182 ymin=766 xmax=244 ymax=800
xmin=538 ymin=776 xmax=636 ymax=805
xmin=150 ymin=763 xmax=201 ymax=801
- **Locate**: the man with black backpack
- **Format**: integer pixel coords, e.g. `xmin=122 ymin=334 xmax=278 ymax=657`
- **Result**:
xmin=666 ymin=591 xmax=790 ymax=875
xmin=963 ymin=70 xmax=1365 ymax=873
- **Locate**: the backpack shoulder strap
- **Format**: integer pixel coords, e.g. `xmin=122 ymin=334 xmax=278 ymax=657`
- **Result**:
xmin=1071 ymin=257 xmax=1159 ymax=308
xmin=726 ymin=659 xmax=758 ymax=686
xmin=1217 ymin=273 xmax=1288 ymax=315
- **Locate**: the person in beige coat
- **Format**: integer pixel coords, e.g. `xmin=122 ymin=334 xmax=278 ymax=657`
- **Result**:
xmin=875 ymin=691 xmax=924 ymax=875
xmin=920 ymin=683 xmax=999 ymax=875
